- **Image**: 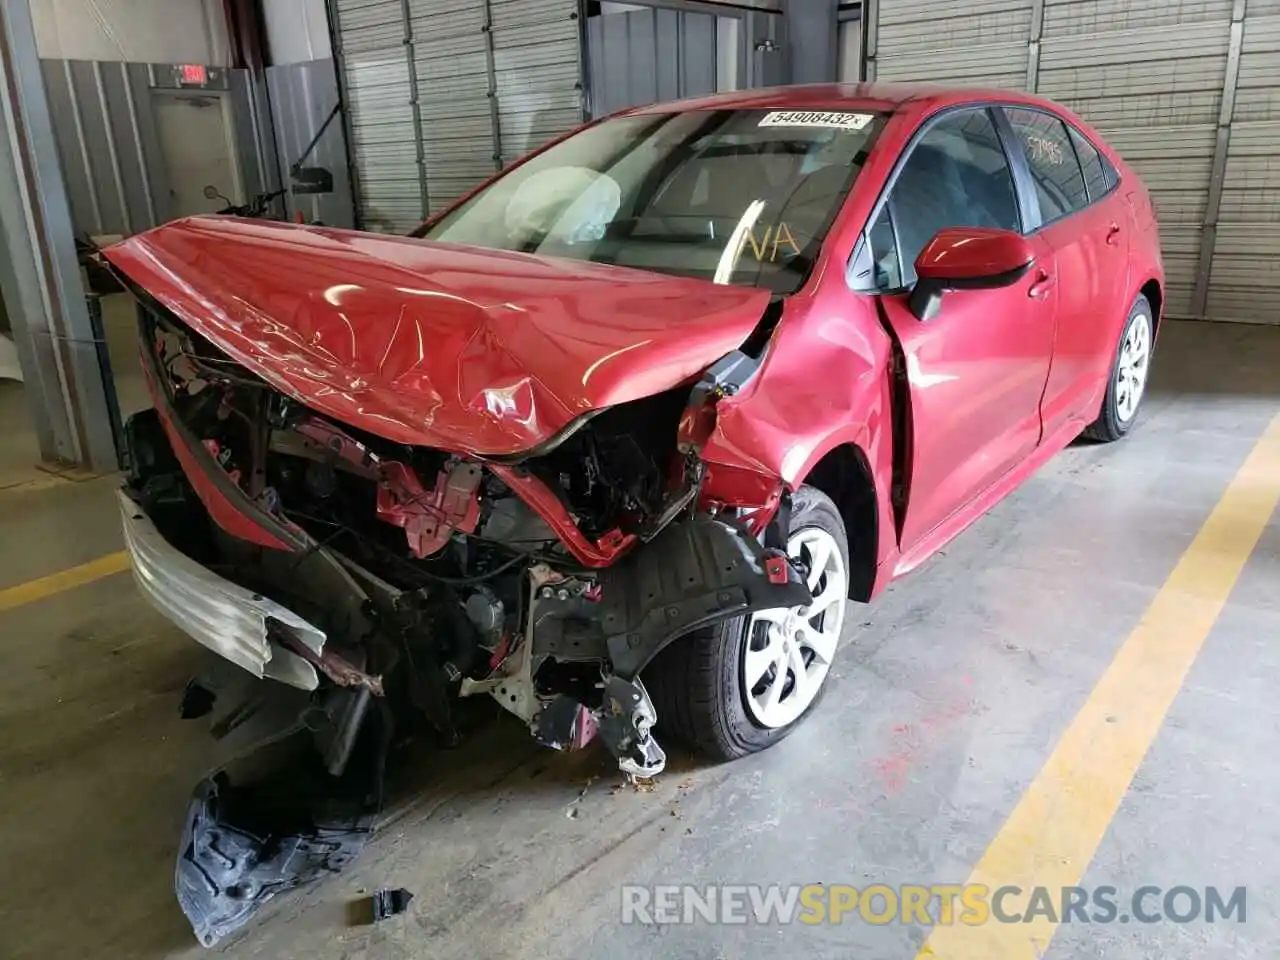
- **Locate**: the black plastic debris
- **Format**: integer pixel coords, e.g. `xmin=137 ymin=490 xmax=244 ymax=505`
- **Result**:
xmin=176 ymin=705 xmax=389 ymax=947
xmin=372 ymin=888 xmax=414 ymax=922
xmin=176 ymin=772 xmax=374 ymax=947
xmin=179 ymin=678 xmax=217 ymax=719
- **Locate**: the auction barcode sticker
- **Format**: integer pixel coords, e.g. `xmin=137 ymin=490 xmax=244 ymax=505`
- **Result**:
xmin=758 ymin=111 xmax=874 ymax=130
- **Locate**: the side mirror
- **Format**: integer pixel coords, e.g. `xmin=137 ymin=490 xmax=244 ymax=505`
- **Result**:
xmin=908 ymin=227 xmax=1035 ymax=321
xmin=202 ymin=184 xmax=233 ymax=207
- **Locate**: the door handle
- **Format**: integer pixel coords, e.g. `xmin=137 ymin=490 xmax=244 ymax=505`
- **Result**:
xmin=1106 ymin=223 xmax=1122 ymax=246
xmin=1027 ymin=270 xmax=1055 ymax=300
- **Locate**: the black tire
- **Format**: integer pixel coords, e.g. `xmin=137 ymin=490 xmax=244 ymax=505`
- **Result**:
xmin=1083 ymin=294 xmax=1154 ymax=442
xmin=644 ymin=486 xmax=850 ymax=761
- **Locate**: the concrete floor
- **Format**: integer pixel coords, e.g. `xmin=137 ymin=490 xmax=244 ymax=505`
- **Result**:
xmin=0 ymin=318 xmax=1277 ymax=959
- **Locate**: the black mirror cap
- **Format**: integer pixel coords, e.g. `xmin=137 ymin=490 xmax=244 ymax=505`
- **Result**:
xmin=907 ymin=258 xmax=1034 ymax=321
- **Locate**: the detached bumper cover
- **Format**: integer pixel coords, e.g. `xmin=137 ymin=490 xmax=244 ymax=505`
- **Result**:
xmin=178 ymin=774 xmax=372 ymax=948
xmin=117 ymin=489 xmax=326 ymax=689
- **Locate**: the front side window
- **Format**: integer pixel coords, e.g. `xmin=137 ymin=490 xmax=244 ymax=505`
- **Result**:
xmin=867 ymin=205 xmax=903 ymax=290
xmin=1005 ymin=108 xmax=1088 ymax=224
xmin=879 ymin=108 xmax=1021 ymax=286
xmin=421 ymin=109 xmax=886 ymax=294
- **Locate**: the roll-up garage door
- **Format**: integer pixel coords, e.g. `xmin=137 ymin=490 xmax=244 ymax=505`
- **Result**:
xmin=869 ymin=0 xmax=1280 ymax=323
xmin=491 ymin=0 xmax=585 ymax=165
xmin=1035 ymin=0 xmax=1228 ymax=320
xmin=332 ymin=0 xmax=421 ymax=233
xmin=873 ymin=0 xmax=1034 ymax=89
xmin=331 ymin=0 xmax=583 ymax=233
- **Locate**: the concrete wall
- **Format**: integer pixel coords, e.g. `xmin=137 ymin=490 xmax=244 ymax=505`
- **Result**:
xmin=31 ymin=0 xmax=231 ymax=65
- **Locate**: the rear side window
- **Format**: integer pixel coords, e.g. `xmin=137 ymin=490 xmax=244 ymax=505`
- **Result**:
xmin=1068 ymin=126 xmax=1109 ymax=202
xmin=1101 ymin=152 xmax=1119 ymax=191
xmin=1004 ymin=108 xmax=1088 ymax=224
xmin=881 ymin=108 xmax=1021 ymax=285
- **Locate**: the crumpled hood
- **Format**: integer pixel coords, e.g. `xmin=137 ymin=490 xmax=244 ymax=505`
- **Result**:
xmin=104 ymin=216 xmax=772 ymax=455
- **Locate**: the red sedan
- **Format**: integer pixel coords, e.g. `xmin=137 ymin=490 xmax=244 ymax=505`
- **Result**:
xmin=104 ymin=84 xmax=1161 ymax=942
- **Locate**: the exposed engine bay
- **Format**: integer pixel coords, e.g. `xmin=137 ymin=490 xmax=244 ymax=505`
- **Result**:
xmin=123 ymin=300 xmax=810 ymax=944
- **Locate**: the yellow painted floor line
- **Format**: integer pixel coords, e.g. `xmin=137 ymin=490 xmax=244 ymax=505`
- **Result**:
xmin=919 ymin=411 xmax=1280 ymax=960
xmin=0 ymin=551 xmax=130 ymax=614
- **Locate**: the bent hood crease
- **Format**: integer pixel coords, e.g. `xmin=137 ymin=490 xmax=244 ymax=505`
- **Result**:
xmin=104 ymin=216 xmax=772 ymax=455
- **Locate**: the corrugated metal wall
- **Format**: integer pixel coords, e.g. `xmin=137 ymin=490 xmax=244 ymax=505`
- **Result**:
xmin=868 ymin=0 xmax=1280 ymax=323
xmin=41 ymin=60 xmax=277 ymax=239
xmin=331 ymin=0 xmax=584 ymax=233
xmin=586 ymin=7 xmax=720 ymax=116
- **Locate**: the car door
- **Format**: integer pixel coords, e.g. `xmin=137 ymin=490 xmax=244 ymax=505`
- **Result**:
xmin=1001 ymin=107 xmax=1133 ymax=439
xmin=861 ymin=107 xmax=1057 ymax=553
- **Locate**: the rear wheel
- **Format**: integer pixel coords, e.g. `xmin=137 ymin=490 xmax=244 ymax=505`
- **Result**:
xmin=645 ymin=486 xmax=849 ymax=760
xmin=1084 ymin=294 xmax=1154 ymax=442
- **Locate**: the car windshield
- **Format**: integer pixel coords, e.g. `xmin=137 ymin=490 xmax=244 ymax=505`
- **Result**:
xmin=419 ymin=108 xmax=886 ymax=294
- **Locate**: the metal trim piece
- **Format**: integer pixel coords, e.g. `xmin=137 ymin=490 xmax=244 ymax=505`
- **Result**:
xmin=117 ymin=489 xmax=326 ymax=691
xmin=1192 ymin=0 xmax=1247 ymax=319
xmin=91 ymin=60 xmax=130 ymax=234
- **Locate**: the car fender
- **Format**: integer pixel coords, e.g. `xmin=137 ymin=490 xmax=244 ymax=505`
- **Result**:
xmin=698 ymin=291 xmax=900 ymax=576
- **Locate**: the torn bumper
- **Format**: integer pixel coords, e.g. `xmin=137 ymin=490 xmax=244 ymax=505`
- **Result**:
xmin=178 ymin=773 xmax=374 ymax=948
xmin=117 ymin=489 xmax=327 ymax=690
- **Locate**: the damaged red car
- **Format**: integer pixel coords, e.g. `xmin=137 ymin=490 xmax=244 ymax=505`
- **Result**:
xmin=103 ymin=83 xmax=1163 ymax=945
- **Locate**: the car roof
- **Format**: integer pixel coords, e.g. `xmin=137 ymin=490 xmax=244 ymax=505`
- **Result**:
xmin=620 ymin=82 xmax=1057 ymax=118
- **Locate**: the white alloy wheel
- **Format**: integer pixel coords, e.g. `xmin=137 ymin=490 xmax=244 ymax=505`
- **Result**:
xmin=1115 ymin=309 xmax=1151 ymax=423
xmin=742 ymin=526 xmax=847 ymax=728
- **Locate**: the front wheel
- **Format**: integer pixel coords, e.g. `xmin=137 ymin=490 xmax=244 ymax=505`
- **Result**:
xmin=1084 ymin=294 xmax=1154 ymax=442
xmin=645 ymin=486 xmax=850 ymax=761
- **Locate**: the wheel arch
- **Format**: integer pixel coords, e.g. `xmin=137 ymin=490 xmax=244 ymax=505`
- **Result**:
xmin=1138 ymin=277 xmax=1163 ymax=333
xmin=800 ymin=442 xmax=879 ymax=602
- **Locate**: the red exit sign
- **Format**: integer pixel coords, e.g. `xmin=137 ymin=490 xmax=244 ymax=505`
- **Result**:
xmin=178 ymin=64 xmax=208 ymax=85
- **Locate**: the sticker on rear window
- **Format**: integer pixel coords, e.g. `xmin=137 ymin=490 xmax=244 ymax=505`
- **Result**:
xmin=758 ymin=111 xmax=874 ymax=130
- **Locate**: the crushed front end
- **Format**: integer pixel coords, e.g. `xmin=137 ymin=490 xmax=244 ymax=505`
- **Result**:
xmin=119 ymin=294 xmax=805 ymax=943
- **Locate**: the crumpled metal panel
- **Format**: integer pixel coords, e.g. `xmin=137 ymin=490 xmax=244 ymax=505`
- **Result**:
xmin=118 ymin=490 xmax=325 ymax=690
